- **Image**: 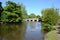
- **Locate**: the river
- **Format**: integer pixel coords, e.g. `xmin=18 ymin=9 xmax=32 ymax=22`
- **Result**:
xmin=0 ymin=21 xmax=45 ymax=40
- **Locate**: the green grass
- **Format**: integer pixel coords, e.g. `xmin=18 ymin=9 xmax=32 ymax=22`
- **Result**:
xmin=45 ymin=30 xmax=60 ymax=40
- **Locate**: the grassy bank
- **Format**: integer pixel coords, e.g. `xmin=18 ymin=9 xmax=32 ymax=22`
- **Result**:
xmin=45 ymin=30 xmax=60 ymax=40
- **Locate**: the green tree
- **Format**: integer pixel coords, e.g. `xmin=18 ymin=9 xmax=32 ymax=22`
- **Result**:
xmin=21 ymin=4 xmax=28 ymax=19
xmin=1 ymin=1 xmax=27 ymax=22
xmin=28 ymin=13 xmax=36 ymax=18
xmin=42 ymin=8 xmax=59 ymax=31
xmin=0 ymin=2 xmax=3 ymax=22
xmin=36 ymin=15 xmax=40 ymax=18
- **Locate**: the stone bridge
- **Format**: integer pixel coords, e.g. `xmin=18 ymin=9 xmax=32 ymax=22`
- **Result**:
xmin=23 ymin=18 xmax=42 ymax=22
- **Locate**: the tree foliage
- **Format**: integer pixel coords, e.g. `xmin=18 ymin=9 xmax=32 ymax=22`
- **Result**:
xmin=21 ymin=4 xmax=28 ymax=19
xmin=1 ymin=1 xmax=28 ymax=22
xmin=36 ymin=15 xmax=40 ymax=18
xmin=42 ymin=8 xmax=60 ymax=31
xmin=28 ymin=13 xmax=37 ymax=18
xmin=0 ymin=2 xmax=3 ymax=22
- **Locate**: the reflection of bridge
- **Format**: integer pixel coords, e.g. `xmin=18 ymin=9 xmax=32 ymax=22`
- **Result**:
xmin=23 ymin=18 xmax=42 ymax=22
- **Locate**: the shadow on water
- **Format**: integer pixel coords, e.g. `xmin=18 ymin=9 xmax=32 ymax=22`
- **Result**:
xmin=0 ymin=22 xmax=45 ymax=40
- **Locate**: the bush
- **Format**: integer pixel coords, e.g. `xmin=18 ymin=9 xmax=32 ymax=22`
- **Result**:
xmin=43 ymin=23 xmax=54 ymax=32
xmin=42 ymin=8 xmax=59 ymax=32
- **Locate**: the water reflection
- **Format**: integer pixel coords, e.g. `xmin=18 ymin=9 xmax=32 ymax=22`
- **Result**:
xmin=0 ymin=22 xmax=44 ymax=40
xmin=24 ymin=22 xmax=44 ymax=40
xmin=0 ymin=23 xmax=26 ymax=40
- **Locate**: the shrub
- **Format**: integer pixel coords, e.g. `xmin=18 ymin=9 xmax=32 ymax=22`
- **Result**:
xmin=43 ymin=23 xmax=54 ymax=32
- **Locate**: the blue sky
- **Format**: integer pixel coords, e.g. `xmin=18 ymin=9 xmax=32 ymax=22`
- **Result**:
xmin=0 ymin=0 xmax=60 ymax=16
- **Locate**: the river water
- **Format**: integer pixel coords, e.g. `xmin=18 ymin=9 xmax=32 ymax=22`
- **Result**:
xmin=0 ymin=22 xmax=45 ymax=40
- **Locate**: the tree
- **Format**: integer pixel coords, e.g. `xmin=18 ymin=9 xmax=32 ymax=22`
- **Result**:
xmin=1 ymin=1 xmax=28 ymax=22
xmin=42 ymin=8 xmax=59 ymax=31
xmin=28 ymin=13 xmax=36 ymax=18
xmin=21 ymin=4 xmax=28 ymax=19
xmin=0 ymin=2 xmax=3 ymax=22
xmin=36 ymin=15 xmax=40 ymax=18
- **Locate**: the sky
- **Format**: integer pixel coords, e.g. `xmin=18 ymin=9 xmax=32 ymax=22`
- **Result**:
xmin=0 ymin=0 xmax=60 ymax=16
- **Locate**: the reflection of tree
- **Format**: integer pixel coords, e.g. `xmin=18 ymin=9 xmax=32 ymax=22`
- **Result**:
xmin=1 ymin=23 xmax=26 ymax=40
xmin=0 ymin=24 xmax=2 ymax=40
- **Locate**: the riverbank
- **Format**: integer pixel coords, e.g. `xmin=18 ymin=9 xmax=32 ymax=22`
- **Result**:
xmin=0 ymin=22 xmax=23 ymax=24
xmin=45 ymin=30 xmax=60 ymax=40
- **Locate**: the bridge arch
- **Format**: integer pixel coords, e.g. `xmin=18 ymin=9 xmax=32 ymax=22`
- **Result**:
xmin=23 ymin=18 xmax=42 ymax=22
